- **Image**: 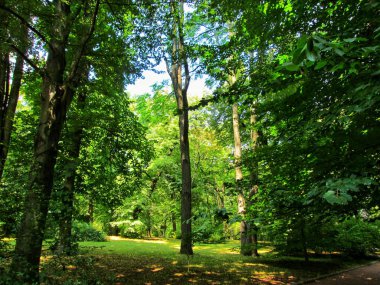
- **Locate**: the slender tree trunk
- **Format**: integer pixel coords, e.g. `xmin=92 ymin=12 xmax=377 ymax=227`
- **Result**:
xmin=232 ymin=103 xmax=253 ymax=256
xmin=166 ymin=0 xmax=192 ymax=255
xmin=58 ymin=92 xmax=86 ymax=255
xmin=0 ymin=52 xmax=10 ymax=176
xmin=172 ymin=212 xmax=177 ymax=233
xmin=179 ymin=96 xmax=192 ymax=254
xmin=249 ymin=105 xmax=260 ymax=257
xmin=0 ymin=24 xmax=28 ymax=179
xmin=88 ymin=198 xmax=94 ymax=223
xmin=300 ymin=220 xmax=309 ymax=262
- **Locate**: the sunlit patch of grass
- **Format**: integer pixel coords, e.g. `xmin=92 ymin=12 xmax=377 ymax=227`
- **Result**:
xmin=34 ymin=238 xmax=377 ymax=285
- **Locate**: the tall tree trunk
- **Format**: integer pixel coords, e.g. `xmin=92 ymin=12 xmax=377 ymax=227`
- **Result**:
xmin=58 ymin=91 xmax=86 ymax=255
xmin=232 ymin=103 xmax=253 ymax=256
xmin=0 ymin=52 xmax=10 ymax=175
xmin=8 ymin=0 xmax=99 ymax=281
xmin=0 ymin=24 xmax=28 ymax=179
xmin=249 ymin=104 xmax=260 ymax=257
xmin=10 ymin=2 xmax=72 ymax=282
xmin=166 ymin=0 xmax=192 ymax=255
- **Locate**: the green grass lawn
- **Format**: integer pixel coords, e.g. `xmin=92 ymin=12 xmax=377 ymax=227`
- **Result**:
xmin=36 ymin=237 xmax=375 ymax=285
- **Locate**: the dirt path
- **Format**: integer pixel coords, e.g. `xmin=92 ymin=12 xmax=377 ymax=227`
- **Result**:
xmin=306 ymin=262 xmax=380 ymax=285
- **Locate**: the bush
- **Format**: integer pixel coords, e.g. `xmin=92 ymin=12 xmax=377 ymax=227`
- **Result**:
xmin=193 ymin=220 xmax=226 ymax=243
xmin=266 ymin=217 xmax=380 ymax=257
xmin=72 ymin=222 xmax=106 ymax=242
xmin=335 ymin=218 xmax=380 ymax=257
xmin=113 ymin=220 xmax=145 ymax=239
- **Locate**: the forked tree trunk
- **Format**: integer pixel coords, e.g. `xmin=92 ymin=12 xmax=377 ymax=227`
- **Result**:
xmin=10 ymin=0 xmax=100 ymax=281
xmin=166 ymin=0 xmax=192 ymax=255
xmin=10 ymin=18 xmax=71 ymax=283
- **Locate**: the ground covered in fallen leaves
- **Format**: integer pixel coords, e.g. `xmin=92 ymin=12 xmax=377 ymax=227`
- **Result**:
xmin=38 ymin=237 xmax=374 ymax=285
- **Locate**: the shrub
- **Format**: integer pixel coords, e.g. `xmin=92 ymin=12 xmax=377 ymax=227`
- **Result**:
xmin=193 ymin=220 xmax=226 ymax=243
xmin=335 ymin=218 xmax=380 ymax=257
xmin=113 ymin=220 xmax=145 ymax=239
xmin=72 ymin=222 xmax=106 ymax=242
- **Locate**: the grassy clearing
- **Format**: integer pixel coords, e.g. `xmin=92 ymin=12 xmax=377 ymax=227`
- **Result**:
xmin=36 ymin=238 xmax=376 ymax=285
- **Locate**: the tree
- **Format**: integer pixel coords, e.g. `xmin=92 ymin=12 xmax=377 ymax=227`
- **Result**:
xmin=0 ymin=1 xmax=29 ymax=180
xmin=1 ymin=1 xmax=101 ymax=281
xmin=164 ymin=0 xmax=193 ymax=255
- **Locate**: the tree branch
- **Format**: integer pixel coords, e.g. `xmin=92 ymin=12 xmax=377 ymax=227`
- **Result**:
xmin=8 ymin=42 xmax=45 ymax=77
xmin=66 ymin=0 xmax=100 ymax=84
xmin=0 ymin=4 xmax=53 ymax=51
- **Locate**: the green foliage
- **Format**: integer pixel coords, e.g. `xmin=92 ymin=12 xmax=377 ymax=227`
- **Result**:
xmin=72 ymin=222 xmax=106 ymax=242
xmin=263 ymin=216 xmax=380 ymax=258
xmin=321 ymin=177 xmax=374 ymax=205
xmin=112 ymin=220 xmax=145 ymax=239
xmin=334 ymin=219 xmax=380 ymax=257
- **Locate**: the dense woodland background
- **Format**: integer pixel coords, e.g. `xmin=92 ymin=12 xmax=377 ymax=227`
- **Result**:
xmin=0 ymin=0 xmax=379 ymax=283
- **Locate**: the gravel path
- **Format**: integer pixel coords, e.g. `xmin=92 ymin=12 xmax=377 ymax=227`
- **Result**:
xmin=306 ymin=261 xmax=380 ymax=285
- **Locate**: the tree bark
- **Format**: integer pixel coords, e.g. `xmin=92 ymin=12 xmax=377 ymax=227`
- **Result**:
xmin=10 ymin=2 xmax=72 ymax=279
xmin=249 ymin=105 xmax=260 ymax=257
xmin=172 ymin=212 xmax=177 ymax=233
xmin=88 ymin=198 xmax=94 ymax=223
xmin=166 ymin=0 xmax=192 ymax=255
xmin=8 ymin=0 xmax=102 ymax=281
xmin=8 ymin=0 xmax=100 ymax=280
xmin=0 ymin=24 xmax=28 ymax=179
xmin=232 ymin=103 xmax=253 ymax=256
xmin=0 ymin=52 xmax=10 ymax=175
xmin=58 ymin=91 xmax=87 ymax=255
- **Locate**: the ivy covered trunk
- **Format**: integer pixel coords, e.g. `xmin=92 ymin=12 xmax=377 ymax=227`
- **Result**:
xmin=10 ymin=2 xmax=71 ymax=282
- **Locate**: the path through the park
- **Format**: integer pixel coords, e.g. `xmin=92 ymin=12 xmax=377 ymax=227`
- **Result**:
xmin=306 ymin=261 xmax=380 ymax=285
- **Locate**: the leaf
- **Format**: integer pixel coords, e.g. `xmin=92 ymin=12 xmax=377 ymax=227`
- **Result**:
xmin=334 ymin=48 xmax=345 ymax=56
xmin=315 ymin=60 xmax=327 ymax=70
xmin=343 ymin=37 xmax=368 ymax=43
xmin=281 ymin=62 xmax=300 ymax=71
xmin=293 ymin=46 xmax=306 ymax=64
xmin=323 ymin=190 xmax=351 ymax=205
xmin=306 ymin=49 xmax=317 ymax=62
xmin=313 ymin=35 xmax=328 ymax=44
xmin=331 ymin=62 xmax=344 ymax=72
